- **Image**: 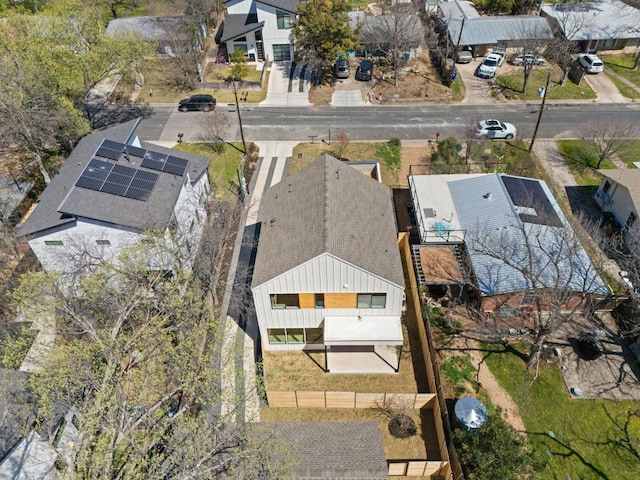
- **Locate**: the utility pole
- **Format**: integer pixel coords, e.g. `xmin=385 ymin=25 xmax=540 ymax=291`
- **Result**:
xmin=232 ymin=79 xmax=247 ymax=154
xmin=529 ymin=70 xmax=551 ymax=153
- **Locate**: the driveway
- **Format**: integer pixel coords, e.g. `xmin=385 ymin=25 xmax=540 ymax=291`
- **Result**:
xmin=455 ymin=58 xmax=495 ymax=104
xmin=330 ymin=62 xmax=369 ymax=106
xmin=583 ymin=71 xmax=629 ymax=103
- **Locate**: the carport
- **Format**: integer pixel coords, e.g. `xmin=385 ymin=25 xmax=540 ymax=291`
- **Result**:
xmin=324 ymin=315 xmax=403 ymax=374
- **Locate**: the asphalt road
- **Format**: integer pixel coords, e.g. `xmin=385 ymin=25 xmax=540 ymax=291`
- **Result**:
xmin=138 ymin=103 xmax=640 ymax=143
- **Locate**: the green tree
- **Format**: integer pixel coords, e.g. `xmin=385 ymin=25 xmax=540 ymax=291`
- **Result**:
xmin=7 ymin=243 xmax=291 ymax=479
xmin=453 ymin=413 xmax=546 ymax=479
xmin=228 ymin=48 xmax=249 ymax=82
xmin=292 ymin=0 xmax=360 ymax=81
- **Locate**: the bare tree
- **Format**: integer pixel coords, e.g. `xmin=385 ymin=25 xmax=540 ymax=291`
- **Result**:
xmin=581 ymin=120 xmax=637 ymax=169
xmin=509 ymin=19 xmax=554 ymax=94
xmin=468 ymin=206 xmax=608 ymax=373
xmin=360 ymin=3 xmax=424 ymax=87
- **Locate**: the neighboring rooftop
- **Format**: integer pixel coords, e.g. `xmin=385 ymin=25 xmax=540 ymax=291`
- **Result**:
xmin=19 ymin=119 xmax=209 ymax=237
xmin=252 ymin=154 xmax=404 ymax=288
xmin=259 ymin=421 xmax=388 ymax=479
xmin=598 ymin=169 xmax=640 ymax=210
xmin=541 ymin=0 xmax=640 ymax=41
xmin=106 ymin=16 xmax=192 ymax=41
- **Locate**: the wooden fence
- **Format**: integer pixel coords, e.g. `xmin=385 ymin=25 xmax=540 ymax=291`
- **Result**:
xmin=266 ymin=391 xmax=436 ymax=409
xmin=389 ymin=460 xmax=451 ymax=477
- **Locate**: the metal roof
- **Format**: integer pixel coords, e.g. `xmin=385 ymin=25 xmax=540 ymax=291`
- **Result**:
xmin=252 ymin=154 xmax=404 ymax=288
xmin=541 ymin=0 xmax=640 ymax=41
xmin=19 ymin=119 xmax=210 ymax=237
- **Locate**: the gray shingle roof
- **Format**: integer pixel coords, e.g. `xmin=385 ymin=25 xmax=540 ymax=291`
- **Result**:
xmin=259 ymin=422 xmax=388 ymax=479
xmin=252 ymin=154 xmax=404 ymax=288
xmin=19 ymin=119 xmax=210 ymax=237
xmin=220 ymin=14 xmax=264 ymax=43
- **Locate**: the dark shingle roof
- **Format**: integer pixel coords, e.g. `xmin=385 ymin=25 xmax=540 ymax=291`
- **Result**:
xmin=252 ymin=154 xmax=404 ymax=288
xmin=260 ymin=422 xmax=388 ymax=479
xmin=19 ymin=120 xmax=210 ymax=237
xmin=220 ymin=14 xmax=265 ymax=43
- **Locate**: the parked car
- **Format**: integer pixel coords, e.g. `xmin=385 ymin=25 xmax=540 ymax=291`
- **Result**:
xmin=355 ymin=60 xmax=374 ymax=81
xmin=510 ymin=53 xmax=546 ymax=66
xmin=475 ymin=119 xmax=517 ymax=139
xmin=334 ymin=59 xmax=350 ymax=79
xmin=476 ymin=53 xmax=503 ymax=78
xmin=178 ymin=94 xmax=216 ymax=112
xmin=577 ymin=54 xmax=604 ymax=73
xmin=456 ymin=49 xmax=473 ymax=64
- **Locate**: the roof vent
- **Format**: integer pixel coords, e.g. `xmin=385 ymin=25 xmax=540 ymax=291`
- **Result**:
xmin=483 ymin=192 xmax=492 ymax=199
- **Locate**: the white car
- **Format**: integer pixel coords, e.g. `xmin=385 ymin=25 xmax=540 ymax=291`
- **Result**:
xmin=510 ymin=53 xmax=545 ymax=66
xmin=577 ymin=54 xmax=604 ymax=73
xmin=475 ymin=119 xmax=517 ymax=140
xmin=476 ymin=53 xmax=503 ymax=78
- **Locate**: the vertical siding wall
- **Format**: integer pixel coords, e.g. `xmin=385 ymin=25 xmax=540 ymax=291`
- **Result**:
xmin=253 ymin=254 xmax=405 ymax=350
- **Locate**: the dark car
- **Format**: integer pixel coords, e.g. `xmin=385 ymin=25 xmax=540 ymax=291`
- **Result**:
xmin=355 ymin=60 xmax=374 ymax=81
xmin=334 ymin=59 xmax=350 ymax=79
xmin=178 ymin=94 xmax=216 ymax=112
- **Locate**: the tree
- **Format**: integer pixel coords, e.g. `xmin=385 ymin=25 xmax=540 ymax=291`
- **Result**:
xmin=292 ymin=0 xmax=360 ymax=82
xmin=469 ymin=207 xmax=608 ymax=371
xmin=228 ymin=48 xmax=249 ymax=82
xmin=6 ymin=243 xmax=291 ymax=479
xmin=581 ymin=120 xmax=637 ymax=169
xmin=508 ymin=20 xmax=553 ymax=95
xmin=453 ymin=412 xmax=546 ymax=479
xmin=360 ymin=3 xmax=423 ymax=87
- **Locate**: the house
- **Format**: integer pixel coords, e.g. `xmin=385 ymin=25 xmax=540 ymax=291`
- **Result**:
xmin=251 ymin=154 xmax=405 ymax=373
xmin=350 ymin=11 xmax=425 ymax=59
xmin=220 ymin=0 xmax=299 ymax=61
xmin=409 ymin=173 xmax=608 ymax=314
xmin=106 ymin=16 xmax=207 ymax=57
xmin=18 ymin=119 xmax=210 ymax=279
xmin=541 ymin=0 xmax=640 ymax=53
xmin=439 ymin=0 xmax=554 ymax=56
xmin=594 ymin=169 xmax=640 ymax=229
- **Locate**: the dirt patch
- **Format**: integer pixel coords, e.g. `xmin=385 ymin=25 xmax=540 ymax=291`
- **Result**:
xmin=397 ymin=144 xmax=434 ymax=188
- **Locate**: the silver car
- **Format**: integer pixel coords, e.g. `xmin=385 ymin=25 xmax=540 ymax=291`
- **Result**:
xmin=334 ymin=59 xmax=350 ymax=79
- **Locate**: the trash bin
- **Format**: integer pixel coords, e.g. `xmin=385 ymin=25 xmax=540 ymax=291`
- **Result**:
xmin=405 ymin=52 xmax=410 ymax=61
xmin=451 ymin=68 xmax=457 ymax=81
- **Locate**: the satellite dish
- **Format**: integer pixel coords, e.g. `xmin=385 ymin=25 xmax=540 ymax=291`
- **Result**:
xmin=454 ymin=397 xmax=488 ymax=429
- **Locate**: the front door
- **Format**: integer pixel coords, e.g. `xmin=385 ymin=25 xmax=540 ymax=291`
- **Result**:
xmin=255 ymin=30 xmax=264 ymax=60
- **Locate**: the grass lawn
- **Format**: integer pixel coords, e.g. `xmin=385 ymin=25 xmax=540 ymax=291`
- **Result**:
xmin=204 ymin=64 xmax=264 ymax=83
xmin=497 ymin=68 xmax=597 ymax=101
xmin=482 ymin=343 xmax=640 ymax=480
xmin=601 ymin=53 xmax=640 ymax=92
xmin=260 ymin=407 xmax=429 ymax=460
xmin=617 ymin=140 xmax=640 ymax=168
xmin=608 ymin=74 xmax=640 ymax=100
xmin=557 ymin=140 xmax=615 ymax=186
xmin=173 ymin=142 xmax=247 ymax=201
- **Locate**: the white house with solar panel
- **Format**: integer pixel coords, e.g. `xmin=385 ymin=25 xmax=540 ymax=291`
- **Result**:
xmin=408 ymin=173 xmax=610 ymax=316
xmin=19 ymin=119 xmax=210 ymax=279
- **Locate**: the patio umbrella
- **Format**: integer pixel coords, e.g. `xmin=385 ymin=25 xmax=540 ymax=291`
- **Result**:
xmin=454 ymin=397 xmax=488 ymax=429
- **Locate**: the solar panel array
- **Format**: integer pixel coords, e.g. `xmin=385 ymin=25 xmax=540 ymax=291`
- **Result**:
xmin=93 ymin=140 xmax=189 ymax=177
xmin=75 ymin=159 xmax=159 ymax=201
xmin=501 ymin=176 xmax=562 ymax=227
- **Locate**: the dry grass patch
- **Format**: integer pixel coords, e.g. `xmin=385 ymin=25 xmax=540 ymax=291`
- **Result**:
xmin=308 ymin=82 xmax=335 ymax=106
xmin=260 ymin=407 xmax=429 ymax=460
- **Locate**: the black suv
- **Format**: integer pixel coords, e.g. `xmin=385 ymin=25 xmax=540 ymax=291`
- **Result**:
xmin=178 ymin=94 xmax=216 ymax=112
xmin=355 ymin=60 xmax=374 ymax=81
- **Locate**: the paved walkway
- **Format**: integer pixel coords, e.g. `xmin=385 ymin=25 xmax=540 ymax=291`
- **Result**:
xmin=261 ymin=62 xmax=312 ymax=106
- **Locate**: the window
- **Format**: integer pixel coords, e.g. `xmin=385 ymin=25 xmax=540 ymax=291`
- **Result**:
xmin=603 ymin=180 xmax=611 ymax=193
xmin=287 ymin=328 xmax=305 ymax=344
xmin=45 ymin=240 xmax=64 ymax=246
xmin=315 ymin=294 xmax=325 ymax=308
xmin=276 ymin=10 xmax=293 ymax=29
xmin=233 ymin=43 xmax=248 ymax=54
xmin=270 ymin=293 xmax=299 ymax=309
xmin=521 ymin=293 xmax=537 ymax=306
xmin=357 ymin=293 xmax=386 ymax=308
xmin=268 ymin=329 xmax=286 ymax=344
xmin=306 ymin=328 xmax=323 ymax=344
xmin=96 ymin=240 xmax=111 ymax=246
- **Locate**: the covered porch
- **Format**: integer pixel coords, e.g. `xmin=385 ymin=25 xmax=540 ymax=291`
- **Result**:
xmin=324 ymin=315 xmax=403 ymax=374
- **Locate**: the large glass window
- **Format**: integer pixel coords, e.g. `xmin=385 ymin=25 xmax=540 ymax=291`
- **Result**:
xmin=276 ymin=10 xmax=293 ymax=29
xmin=287 ymin=328 xmax=305 ymax=344
xmin=315 ymin=294 xmax=325 ymax=308
xmin=306 ymin=328 xmax=323 ymax=344
xmin=268 ymin=329 xmax=286 ymax=344
xmin=270 ymin=294 xmax=299 ymax=309
xmin=272 ymin=44 xmax=291 ymax=61
xmin=357 ymin=293 xmax=386 ymax=308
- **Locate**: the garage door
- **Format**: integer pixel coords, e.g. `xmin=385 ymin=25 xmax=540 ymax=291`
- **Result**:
xmin=272 ymin=44 xmax=291 ymax=61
